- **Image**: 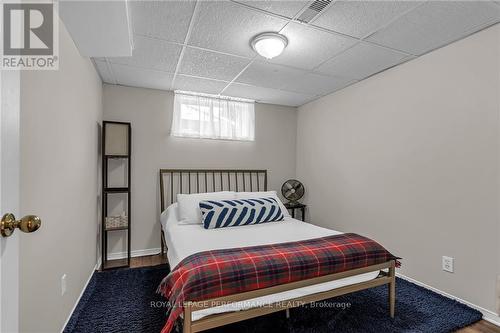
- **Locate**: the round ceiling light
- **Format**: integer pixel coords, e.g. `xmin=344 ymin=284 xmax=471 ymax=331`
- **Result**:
xmin=251 ymin=32 xmax=288 ymax=59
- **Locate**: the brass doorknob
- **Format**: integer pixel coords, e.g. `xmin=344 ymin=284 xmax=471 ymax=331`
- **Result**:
xmin=1 ymin=213 xmax=41 ymax=237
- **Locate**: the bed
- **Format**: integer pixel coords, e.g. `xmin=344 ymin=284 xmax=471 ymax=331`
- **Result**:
xmin=159 ymin=169 xmax=396 ymax=333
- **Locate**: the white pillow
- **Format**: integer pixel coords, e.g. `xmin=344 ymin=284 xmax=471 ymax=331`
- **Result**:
xmin=236 ymin=191 xmax=291 ymax=218
xmin=160 ymin=202 xmax=179 ymax=230
xmin=177 ymin=191 xmax=236 ymax=224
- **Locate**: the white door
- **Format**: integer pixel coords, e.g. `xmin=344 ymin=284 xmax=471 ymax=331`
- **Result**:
xmin=0 ymin=67 xmax=40 ymax=333
xmin=0 ymin=68 xmax=21 ymax=333
xmin=0 ymin=71 xmax=20 ymax=333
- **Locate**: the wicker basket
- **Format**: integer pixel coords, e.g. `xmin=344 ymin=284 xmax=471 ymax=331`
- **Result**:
xmin=105 ymin=215 xmax=128 ymax=230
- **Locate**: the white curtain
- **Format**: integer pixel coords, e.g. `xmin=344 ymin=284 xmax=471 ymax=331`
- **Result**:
xmin=171 ymin=92 xmax=255 ymax=141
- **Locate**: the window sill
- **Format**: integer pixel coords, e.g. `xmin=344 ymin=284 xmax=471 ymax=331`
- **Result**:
xmin=170 ymin=134 xmax=255 ymax=142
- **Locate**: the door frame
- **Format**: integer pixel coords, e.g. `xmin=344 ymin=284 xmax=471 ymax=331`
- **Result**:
xmin=0 ymin=70 xmax=21 ymax=333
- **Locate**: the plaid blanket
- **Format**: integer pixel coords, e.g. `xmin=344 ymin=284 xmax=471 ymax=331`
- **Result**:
xmin=157 ymin=233 xmax=397 ymax=333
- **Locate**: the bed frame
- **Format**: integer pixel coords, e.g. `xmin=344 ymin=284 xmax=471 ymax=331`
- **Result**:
xmin=159 ymin=168 xmax=396 ymax=333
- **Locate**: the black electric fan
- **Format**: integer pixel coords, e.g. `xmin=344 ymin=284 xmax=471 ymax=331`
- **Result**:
xmin=281 ymin=179 xmax=304 ymax=205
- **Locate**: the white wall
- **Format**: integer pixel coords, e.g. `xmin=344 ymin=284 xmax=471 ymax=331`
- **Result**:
xmin=19 ymin=20 xmax=102 ymax=332
xmin=297 ymin=24 xmax=500 ymax=314
xmin=103 ymin=84 xmax=297 ymax=254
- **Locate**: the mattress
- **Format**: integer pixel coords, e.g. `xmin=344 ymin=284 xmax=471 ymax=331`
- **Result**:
xmin=160 ymin=203 xmax=380 ymax=321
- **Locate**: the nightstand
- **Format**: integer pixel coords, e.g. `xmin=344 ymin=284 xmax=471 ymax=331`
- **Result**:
xmin=284 ymin=202 xmax=306 ymax=221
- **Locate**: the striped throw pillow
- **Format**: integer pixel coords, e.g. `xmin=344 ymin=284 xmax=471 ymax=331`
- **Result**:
xmin=199 ymin=197 xmax=285 ymax=229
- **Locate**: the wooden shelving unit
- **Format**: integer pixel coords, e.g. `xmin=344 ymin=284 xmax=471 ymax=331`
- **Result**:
xmin=101 ymin=121 xmax=131 ymax=270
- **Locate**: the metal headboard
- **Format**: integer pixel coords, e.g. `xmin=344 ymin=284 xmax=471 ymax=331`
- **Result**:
xmin=159 ymin=169 xmax=268 ymax=212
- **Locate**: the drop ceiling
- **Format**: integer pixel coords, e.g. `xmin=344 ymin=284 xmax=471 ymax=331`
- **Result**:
xmin=92 ymin=0 xmax=500 ymax=107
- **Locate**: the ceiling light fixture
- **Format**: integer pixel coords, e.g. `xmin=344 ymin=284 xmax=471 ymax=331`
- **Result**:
xmin=251 ymin=32 xmax=288 ymax=59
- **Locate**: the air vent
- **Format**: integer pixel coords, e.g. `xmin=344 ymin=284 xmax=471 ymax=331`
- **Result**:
xmin=296 ymin=0 xmax=332 ymax=23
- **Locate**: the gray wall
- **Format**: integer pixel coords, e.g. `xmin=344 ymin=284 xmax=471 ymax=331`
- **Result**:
xmin=103 ymin=84 xmax=297 ymax=254
xmin=19 ymin=20 xmax=103 ymax=332
xmin=296 ymin=24 xmax=500 ymax=314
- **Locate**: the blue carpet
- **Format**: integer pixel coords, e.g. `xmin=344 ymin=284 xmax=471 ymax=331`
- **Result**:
xmin=64 ymin=264 xmax=482 ymax=333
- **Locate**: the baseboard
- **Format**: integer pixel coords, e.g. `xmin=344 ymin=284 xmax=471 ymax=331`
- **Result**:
xmin=107 ymin=247 xmax=161 ymax=261
xmin=96 ymin=248 xmax=162 ymax=270
xmin=397 ymin=273 xmax=500 ymax=327
xmin=60 ymin=263 xmax=97 ymax=333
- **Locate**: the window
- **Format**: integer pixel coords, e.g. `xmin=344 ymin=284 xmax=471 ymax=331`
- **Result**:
xmin=171 ymin=91 xmax=255 ymax=141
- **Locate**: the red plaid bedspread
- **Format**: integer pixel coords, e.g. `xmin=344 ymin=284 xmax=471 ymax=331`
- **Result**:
xmin=157 ymin=233 xmax=397 ymax=333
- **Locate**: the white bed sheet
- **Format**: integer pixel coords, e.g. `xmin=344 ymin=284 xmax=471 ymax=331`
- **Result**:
xmin=160 ymin=204 xmax=380 ymax=321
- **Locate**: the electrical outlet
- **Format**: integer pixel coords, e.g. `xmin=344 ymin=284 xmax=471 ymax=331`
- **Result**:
xmin=442 ymin=256 xmax=454 ymax=273
xmin=61 ymin=274 xmax=67 ymax=296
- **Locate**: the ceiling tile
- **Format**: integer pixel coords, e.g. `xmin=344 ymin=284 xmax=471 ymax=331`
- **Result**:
xmin=316 ymin=42 xmax=409 ymax=79
xmin=235 ymin=61 xmax=353 ymax=96
xmin=235 ymin=61 xmax=303 ymax=90
xmin=366 ymin=1 xmax=500 ymax=55
xmin=130 ymin=0 xmax=196 ymax=43
xmin=173 ymin=75 xmax=228 ymax=95
xmin=188 ymin=1 xmax=289 ymax=57
xmin=178 ymin=47 xmax=251 ymax=81
xmin=283 ymin=73 xmax=355 ymax=95
xmin=224 ymin=83 xmax=315 ymax=106
xmin=60 ymin=1 xmax=132 ymax=57
xmin=111 ymin=64 xmax=174 ymax=91
xmin=234 ymin=1 xmax=310 ymax=18
xmin=93 ymin=60 xmax=114 ymax=83
xmin=312 ymin=1 xmax=422 ymax=38
xmin=271 ymin=22 xmax=357 ymax=70
xmin=108 ymin=36 xmax=182 ymax=72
